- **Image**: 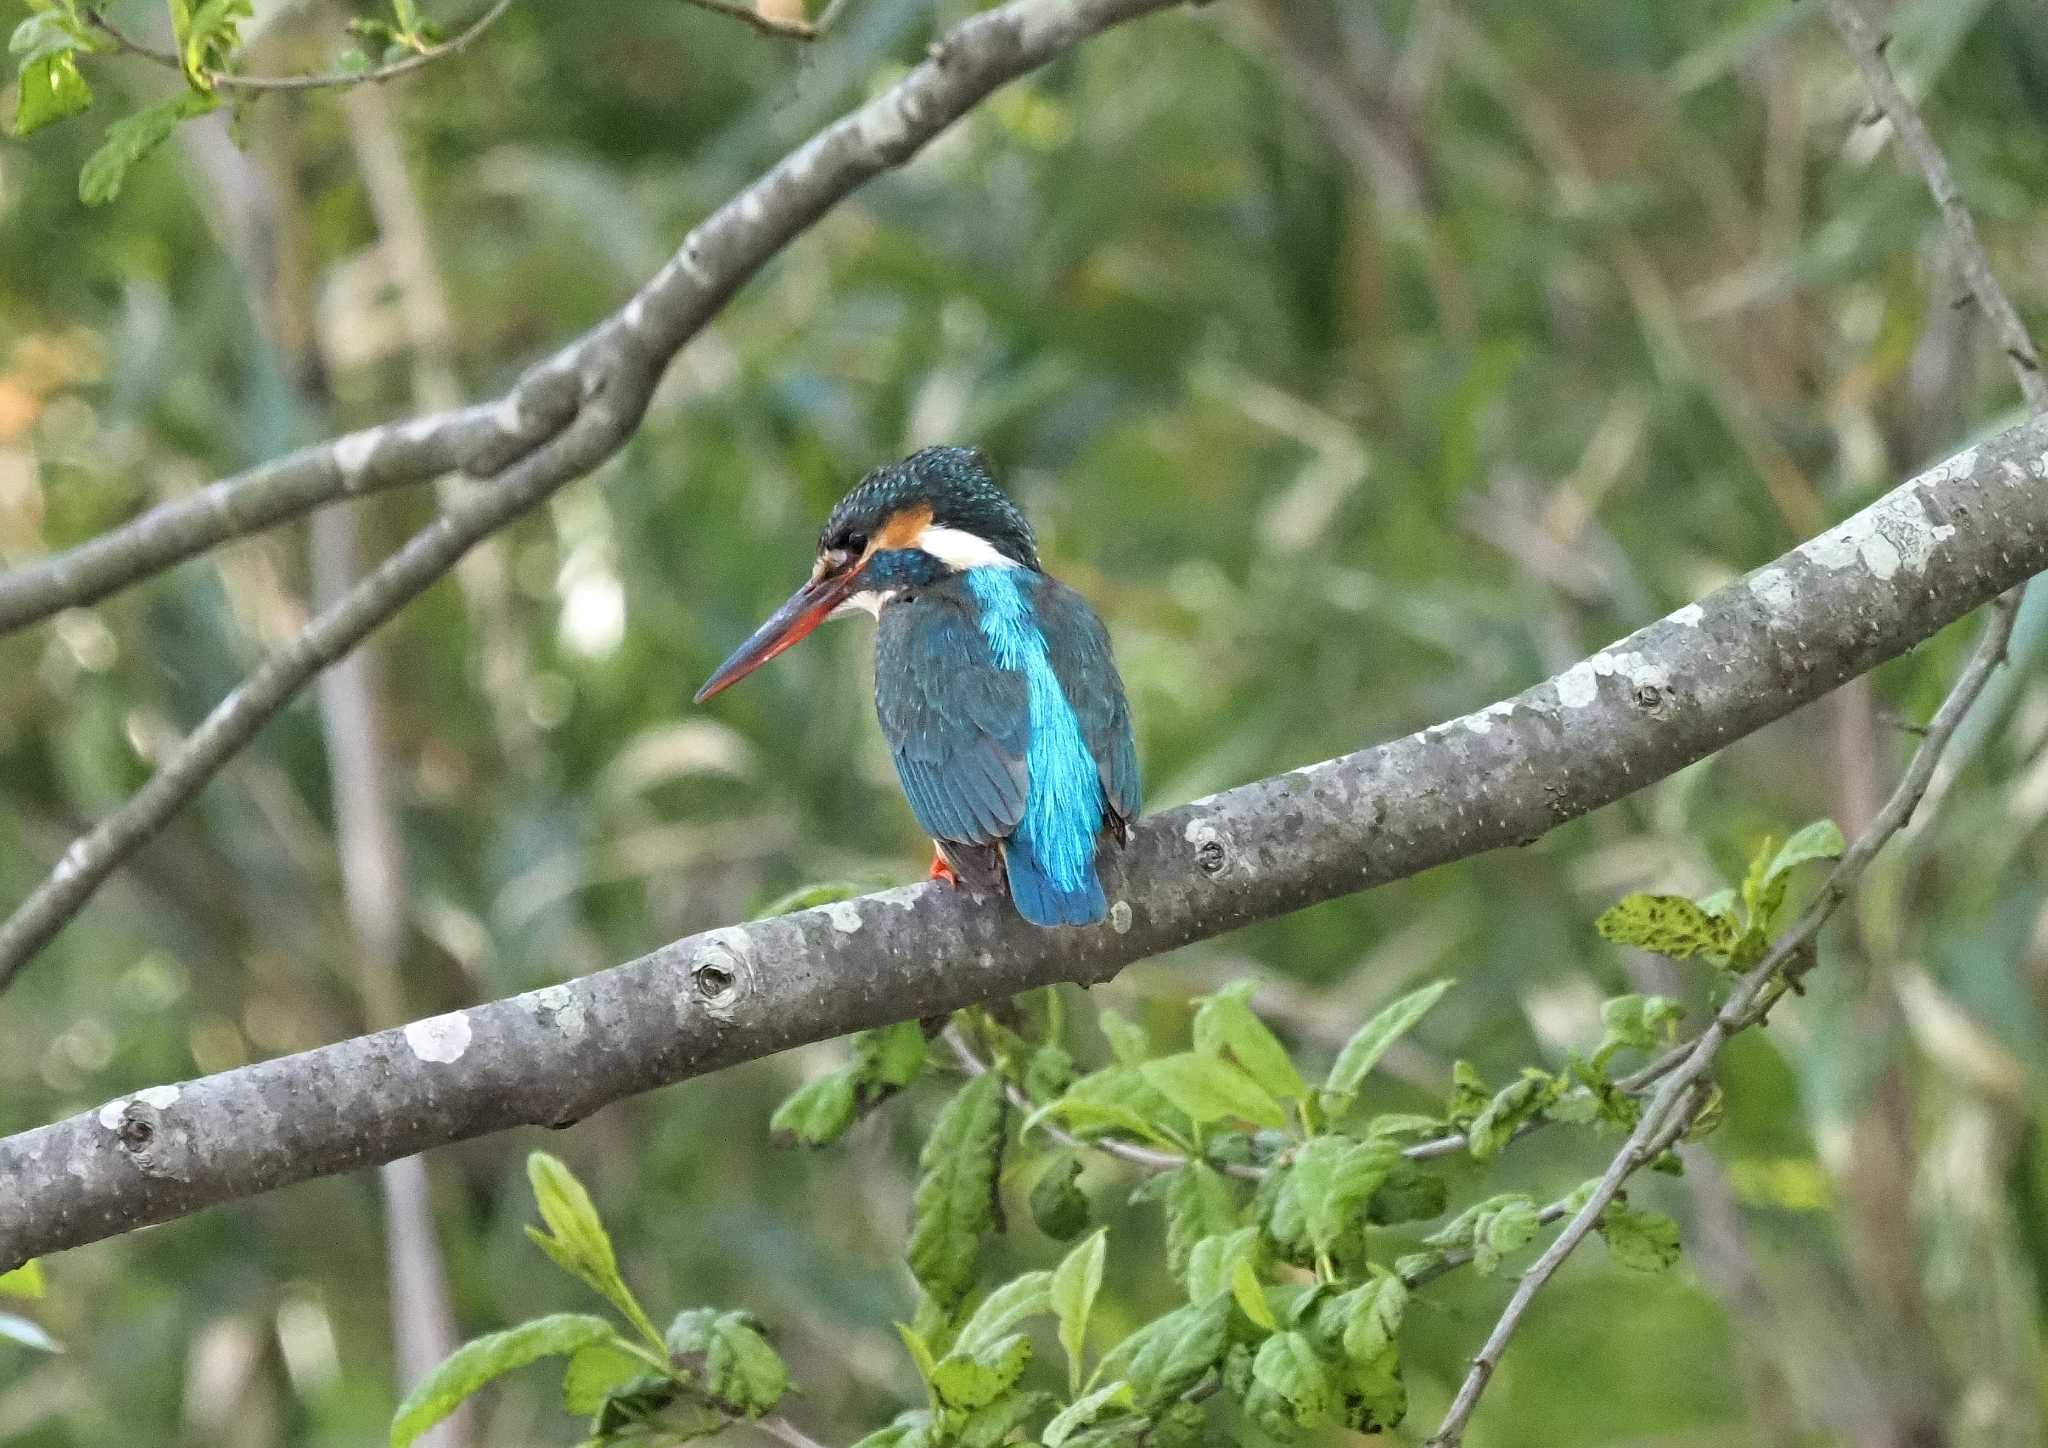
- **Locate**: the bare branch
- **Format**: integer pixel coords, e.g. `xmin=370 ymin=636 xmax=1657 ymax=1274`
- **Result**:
xmin=5 ymin=410 xmax=2046 ymax=1270
xmin=1823 ymin=0 xmax=2048 ymax=411
xmin=0 ymin=0 xmax=1189 ymax=990
xmin=88 ymin=0 xmax=518 ymax=94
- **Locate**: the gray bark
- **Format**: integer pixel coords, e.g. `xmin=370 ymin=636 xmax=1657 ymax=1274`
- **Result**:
xmin=4 ymin=413 xmax=2045 ymax=1270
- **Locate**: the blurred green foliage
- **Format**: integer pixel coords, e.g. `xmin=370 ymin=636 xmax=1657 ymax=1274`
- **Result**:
xmin=5 ymin=0 xmax=2048 ymax=1444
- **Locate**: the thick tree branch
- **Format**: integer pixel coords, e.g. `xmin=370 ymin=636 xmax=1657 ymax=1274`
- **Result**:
xmin=0 ymin=0 xmax=1189 ymax=989
xmin=4 ymin=415 xmax=2046 ymax=1269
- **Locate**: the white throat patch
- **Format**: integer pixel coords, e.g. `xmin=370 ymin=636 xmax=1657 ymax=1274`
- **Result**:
xmin=917 ymin=525 xmax=1022 ymax=571
xmin=830 ymin=589 xmax=893 ymax=619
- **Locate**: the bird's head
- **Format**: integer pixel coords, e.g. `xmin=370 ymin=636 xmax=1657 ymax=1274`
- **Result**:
xmin=694 ymin=446 xmax=1039 ymax=702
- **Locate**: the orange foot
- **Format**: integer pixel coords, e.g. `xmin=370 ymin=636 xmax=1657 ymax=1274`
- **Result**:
xmin=928 ymin=851 xmax=959 ymax=887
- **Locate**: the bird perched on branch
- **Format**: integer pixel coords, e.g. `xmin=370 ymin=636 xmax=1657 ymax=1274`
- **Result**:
xmin=695 ymin=446 xmax=1139 ymax=926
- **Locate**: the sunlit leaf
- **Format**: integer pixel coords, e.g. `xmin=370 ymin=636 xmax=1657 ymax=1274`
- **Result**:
xmin=391 ymin=1315 xmax=614 ymax=1447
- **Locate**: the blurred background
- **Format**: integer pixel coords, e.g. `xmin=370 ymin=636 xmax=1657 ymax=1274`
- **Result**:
xmin=5 ymin=0 xmax=2048 ymax=1443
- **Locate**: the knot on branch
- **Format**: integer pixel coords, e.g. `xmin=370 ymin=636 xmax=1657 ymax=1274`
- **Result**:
xmin=689 ymin=934 xmax=753 ymax=1022
xmin=97 ymin=1088 xmax=194 ymax=1181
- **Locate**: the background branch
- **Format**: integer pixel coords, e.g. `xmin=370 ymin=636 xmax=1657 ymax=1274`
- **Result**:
xmin=0 ymin=0 xmax=1187 ymax=991
xmin=5 ymin=409 xmax=2045 ymax=1269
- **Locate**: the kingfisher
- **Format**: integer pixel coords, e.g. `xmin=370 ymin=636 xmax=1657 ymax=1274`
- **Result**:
xmin=694 ymin=446 xmax=1140 ymax=927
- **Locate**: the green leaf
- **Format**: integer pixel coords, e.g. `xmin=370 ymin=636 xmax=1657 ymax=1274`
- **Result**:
xmin=1193 ymin=980 xmax=1307 ymax=1103
xmin=1596 ymin=994 xmax=1683 ymax=1062
xmin=0 ymin=1261 xmax=44 ymax=1299
xmin=753 ymin=880 xmax=866 ymax=917
xmin=1051 ymin=1229 xmax=1107 ymax=1393
xmin=15 ymin=49 xmax=91 ymax=135
xmin=954 ymin=1271 xmax=1053 ymax=1357
xmin=524 ymin=1153 xmax=660 ymax=1346
xmin=1323 ymin=980 xmax=1454 ymax=1099
xmin=1425 ymin=1192 xmax=1544 ymax=1275
xmin=1290 ymin=1135 xmax=1399 ymax=1253
xmin=704 ymin=1312 xmax=789 ymax=1417
xmin=933 ymin=1333 xmax=1033 ymax=1411
xmin=0 ymin=1312 xmax=58 ymax=1353
xmin=1595 ymin=894 xmax=1737 ymax=960
xmin=1030 ymin=1065 xmax=1182 ymax=1146
xmin=1751 ymin=819 xmax=1845 ymax=928
xmin=1135 ymin=1162 xmax=1240 ymax=1274
xmin=1467 ymin=1070 xmax=1561 ymax=1160
xmin=857 ymin=1021 xmax=929 ymax=1089
xmin=853 ymin=1409 xmax=938 ymax=1448
xmin=1031 ymin=1154 xmax=1090 ymax=1241
xmin=1251 ymin=1331 xmax=1333 ymax=1429
xmin=1184 ymin=1226 xmax=1260 ymax=1304
xmin=1599 ymin=1202 xmax=1681 ymax=1271
xmin=958 ymin=1388 xmax=1051 ymax=1448
xmin=1025 ymin=1043 xmax=1077 ymax=1103
xmin=770 ymin=1072 xmax=858 ymax=1146
xmin=562 ymin=1341 xmax=644 ymax=1416
xmin=1335 ymin=1271 xmax=1406 ymax=1363
xmin=1043 ymin=1382 xmax=1135 ymax=1448
xmin=391 ymin=1315 xmax=613 ymax=1447
xmin=1120 ymin=1298 xmax=1230 ymax=1409
xmin=1230 ymin=1258 xmax=1276 ymax=1330
xmin=907 ymin=1072 xmax=1008 ymax=1312
xmin=80 ymin=91 xmax=218 ymax=205
xmin=1140 ymin=1052 xmax=1287 ymax=1130
xmin=1366 ymin=1159 xmax=1447 ymax=1225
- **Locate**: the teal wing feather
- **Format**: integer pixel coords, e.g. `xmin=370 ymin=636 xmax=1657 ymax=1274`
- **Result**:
xmin=874 ymin=588 xmax=1029 ymax=848
xmin=1036 ymin=577 xmax=1141 ymax=832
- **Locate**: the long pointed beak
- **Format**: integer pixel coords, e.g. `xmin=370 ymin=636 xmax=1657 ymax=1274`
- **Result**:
xmin=694 ymin=566 xmax=862 ymax=703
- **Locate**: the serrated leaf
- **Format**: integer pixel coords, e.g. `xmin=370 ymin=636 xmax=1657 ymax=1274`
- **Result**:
xmin=1290 ymin=1135 xmax=1400 ymax=1253
xmin=1596 ymin=994 xmax=1683 ymax=1063
xmin=1141 ymin=1053 xmax=1286 ymax=1130
xmin=80 ymin=90 xmax=218 ymax=205
xmin=954 ymin=1271 xmax=1052 ymax=1357
xmin=1595 ymin=893 xmax=1736 ymax=960
xmin=1030 ymin=1065 xmax=1181 ymax=1146
xmin=1043 ymin=1382 xmax=1135 ymax=1448
xmin=562 ymin=1341 xmax=643 ymax=1416
xmin=1367 ymin=1159 xmax=1447 ymax=1225
xmin=1135 ymin=1162 xmax=1239 ymax=1274
xmin=1230 ymin=1258 xmax=1275 ymax=1330
xmin=16 ymin=49 xmax=91 ymax=136
xmin=1052 ymin=1229 xmax=1107 ymax=1393
xmin=1251 ymin=1331 xmax=1332 ymax=1428
xmin=1193 ymin=981 xmax=1307 ymax=1103
xmin=907 ymin=1072 xmax=1008 ymax=1312
xmin=932 ymin=1333 xmax=1032 ymax=1411
xmin=1324 ymin=980 xmax=1453 ymax=1100
xmin=1467 ymin=1071 xmax=1561 ymax=1160
xmin=0 ymin=1312 xmax=58 ymax=1353
xmin=1599 ymin=1203 xmax=1681 ymax=1271
xmin=1336 ymin=1272 xmax=1406 ymax=1363
xmin=1031 ymin=1154 xmax=1090 ymax=1240
xmin=1464 ymin=1197 xmax=1544 ymax=1275
xmin=0 ymin=1261 xmax=44 ymax=1299
xmin=704 ymin=1312 xmax=788 ymax=1417
xmin=959 ymin=1388 xmax=1051 ymax=1448
xmin=391 ymin=1314 xmax=613 ymax=1447
xmin=1122 ymin=1298 xmax=1230 ymax=1409
xmin=1184 ymin=1225 xmax=1259 ymax=1304
xmin=771 ymin=1071 xmax=858 ymax=1147
xmin=856 ymin=1021 xmax=928 ymax=1089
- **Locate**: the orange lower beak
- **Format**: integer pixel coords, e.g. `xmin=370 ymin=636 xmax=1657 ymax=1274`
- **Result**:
xmin=694 ymin=567 xmax=862 ymax=702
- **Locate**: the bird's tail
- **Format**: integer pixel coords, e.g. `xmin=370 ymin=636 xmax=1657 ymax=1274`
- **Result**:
xmin=1002 ymin=840 xmax=1107 ymax=927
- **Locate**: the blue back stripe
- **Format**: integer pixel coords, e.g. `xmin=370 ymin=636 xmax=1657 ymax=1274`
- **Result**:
xmin=965 ymin=568 xmax=1102 ymax=893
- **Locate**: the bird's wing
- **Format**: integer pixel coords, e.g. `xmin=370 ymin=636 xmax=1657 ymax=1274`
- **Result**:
xmin=1036 ymin=576 xmax=1141 ymax=830
xmin=875 ymin=594 xmax=1030 ymax=847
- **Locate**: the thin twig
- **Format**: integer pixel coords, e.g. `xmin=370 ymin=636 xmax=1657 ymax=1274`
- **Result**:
xmin=755 ymin=1414 xmax=833 ymax=1448
xmin=1425 ymin=587 xmax=2021 ymax=1448
xmin=89 ymin=0 xmax=517 ymax=93
xmin=1823 ymin=0 xmax=2048 ymax=411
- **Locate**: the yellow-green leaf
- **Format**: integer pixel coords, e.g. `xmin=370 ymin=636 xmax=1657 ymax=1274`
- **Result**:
xmin=391 ymin=1315 xmax=614 ymax=1448
xmin=1595 ymin=894 xmax=1736 ymax=960
xmin=1194 ymin=980 xmax=1307 ymax=1103
xmin=1324 ymin=980 xmax=1453 ymax=1099
xmin=1050 ymin=1229 xmax=1106 ymax=1393
xmin=1140 ymin=1052 xmax=1286 ymax=1130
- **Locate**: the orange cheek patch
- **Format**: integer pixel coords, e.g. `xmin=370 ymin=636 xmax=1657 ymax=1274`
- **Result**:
xmin=877 ymin=502 xmax=934 ymax=551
